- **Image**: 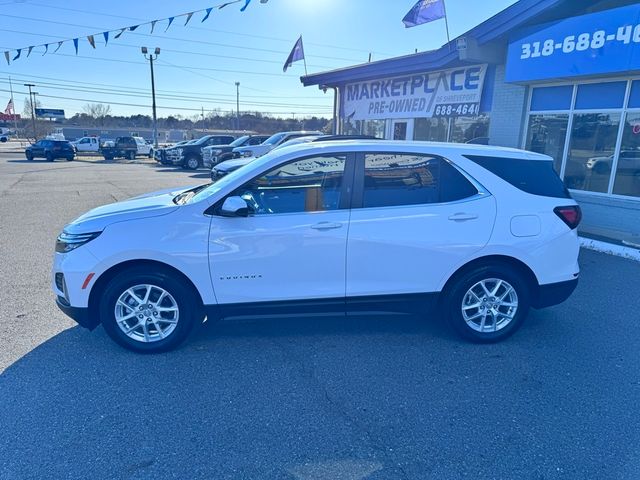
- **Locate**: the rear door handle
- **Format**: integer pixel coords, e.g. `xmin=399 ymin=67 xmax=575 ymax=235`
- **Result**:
xmin=311 ymin=222 xmax=342 ymax=230
xmin=448 ymin=213 xmax=479 ymax=222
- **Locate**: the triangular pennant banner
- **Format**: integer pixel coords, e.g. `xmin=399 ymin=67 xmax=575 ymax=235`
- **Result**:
xmin=114 ymin=28 xmax=126 ymax=39
xmin=12 ymin=49 xmax=21 ymax=61
xmin=87 ymin=35 xmax=96 ymax=48
xmin=42 ymin=44 xmax=49 ymax=55
xmin=54 ymin=41 xmax=63 ymax=53
xmin=103 ymin=31 xmax=109 ymax=45
xmin=240 ymin=0 xmax=251 ymax=11
xmin=202 ymin=7 xmax=213 ymax=22
xmin=4 ymin=51 xmax=10 ymax=65
xmin=184 ymin=12 xmax=194 ymax=26
xmin=128 ymin=25 xmax=139 ymax=31
xmin=150 ymin=20 xmax=157 ymax=34
xmin=165 ymin=16 xmax=174 ymax=32
xmin=73 ymin=38 xmax=79 ymax=54
xmin=27 ymin=46 xmax=34 ymax=57
xmin=218 ymin=2 xmax=234 ymax=8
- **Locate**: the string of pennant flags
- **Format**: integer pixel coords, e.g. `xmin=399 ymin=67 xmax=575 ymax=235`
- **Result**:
xmin=4 ymin=0 xmax=255 ymax=65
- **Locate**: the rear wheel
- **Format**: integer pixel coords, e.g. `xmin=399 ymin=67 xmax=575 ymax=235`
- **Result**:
xmin=445 ymin=265 xmax=530 ymax=343
xmin=128 ymin=151 xmax=136 ymax=160
xmin=99 ymin=267 xmax=201 ymax=353
xmin=184 ymin=155 xmax=200 ymax=170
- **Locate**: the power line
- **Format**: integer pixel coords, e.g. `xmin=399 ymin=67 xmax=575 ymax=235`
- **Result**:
xmin=0 ymin=78 xmax=332 ymax=110
xmin=0 ymin=70 xmax=328 ymax=100
xmin=0 ymin=87 xmax=331 ymax=116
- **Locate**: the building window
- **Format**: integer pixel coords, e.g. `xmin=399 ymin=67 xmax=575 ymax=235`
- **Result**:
xmin=525 ymin=114 xmax=569 ymax=173
xmin=413 ymin=118 xmax=448 ymax=142
xmin=565 ymin=113 xmax=621 ymax=193
xmin=612 ymin=112 xmax=640 ymax=197
xmin=450 ymin=116 xmax=490 ymax=144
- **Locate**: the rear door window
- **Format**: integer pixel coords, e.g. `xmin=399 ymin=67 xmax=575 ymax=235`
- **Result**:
xmin=357 ymin=153 xmax=478 ymax=208
xmin=464 ymin=155 xmax=570 ymax=198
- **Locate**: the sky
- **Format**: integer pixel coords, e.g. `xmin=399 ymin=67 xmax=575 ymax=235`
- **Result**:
xmin=0 ymin=0 xmax=518 ymax=120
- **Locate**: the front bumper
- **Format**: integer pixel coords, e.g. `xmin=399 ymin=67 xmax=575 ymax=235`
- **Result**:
xmin=56 ymin=297 xmax=99 ymax=330
xmin=533 ymin=277 xmax=579 ymax=309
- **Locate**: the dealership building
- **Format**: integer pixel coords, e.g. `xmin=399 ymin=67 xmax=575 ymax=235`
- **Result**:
xmin=302 ymin=0 xmax=640 ymax=246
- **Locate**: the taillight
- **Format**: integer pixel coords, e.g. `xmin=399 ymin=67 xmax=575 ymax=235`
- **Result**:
xmin=554 ymin=205 xmax=582 ymax=229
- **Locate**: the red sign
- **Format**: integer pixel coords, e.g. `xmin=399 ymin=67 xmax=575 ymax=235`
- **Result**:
xmin=0 ymin=113 xmax=20 ymax=121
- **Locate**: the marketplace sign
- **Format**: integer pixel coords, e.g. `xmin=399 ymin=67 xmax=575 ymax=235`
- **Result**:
xmin=506 ymin=4 xmax=640 ymax=83
xmin=342 ymin=65 xmax=487 ymax=121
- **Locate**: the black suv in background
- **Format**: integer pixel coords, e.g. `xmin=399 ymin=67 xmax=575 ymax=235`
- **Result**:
xmin=25 ymin=140 xmax=75 ymax=162
xmin=169 ymin=135 xmax=236 ymax=170
xmin=202 ymin=134 xmax=270 ymax=168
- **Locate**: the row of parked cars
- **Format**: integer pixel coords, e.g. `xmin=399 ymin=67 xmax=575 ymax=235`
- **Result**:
xmin=23 ymin=135 xmax=155 ymax=162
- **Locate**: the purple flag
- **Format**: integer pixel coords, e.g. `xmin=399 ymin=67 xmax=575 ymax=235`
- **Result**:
xmin=402 ymin=0 xmax=446 ymax=28
xmin=283 ymin=36 xmax=304 ymax=72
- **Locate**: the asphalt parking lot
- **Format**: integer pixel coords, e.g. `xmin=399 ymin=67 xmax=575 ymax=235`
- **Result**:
xmin=1 ymin=151 xmax=640 ymax=480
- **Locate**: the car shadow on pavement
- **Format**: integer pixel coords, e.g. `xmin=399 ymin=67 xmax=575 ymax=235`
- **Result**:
xmin=0 ymin=313 xmax=452 ymax=479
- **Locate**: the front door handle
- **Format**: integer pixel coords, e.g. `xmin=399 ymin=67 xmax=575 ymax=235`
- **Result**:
xmin=448 ymin=213 xmax=479 ymax=222
xmin=311 ymin=222 xmax=342 ymax=230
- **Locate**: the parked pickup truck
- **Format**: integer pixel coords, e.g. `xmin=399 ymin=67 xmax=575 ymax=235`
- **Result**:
xmin=168 ymin=135 xmax=235 ymax=169
xmin=71 ymin=136 xmax=100 ymax=153
xmin=100 ymin=136 xmax=139 ymax=160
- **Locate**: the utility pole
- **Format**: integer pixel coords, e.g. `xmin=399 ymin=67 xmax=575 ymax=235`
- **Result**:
xmin=24 ymin=83 xmax=37 ymax=141
xmin=235 ymin=82 xmax=240 ymax=133
xmin=141 ymin=47 xmax=160 ymax=149
xmin=8 ymin=76 xmax=19 ymax=138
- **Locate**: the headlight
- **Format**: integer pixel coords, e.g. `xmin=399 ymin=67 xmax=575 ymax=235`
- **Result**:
xmin=212 ymin=149 xmax=223 ymax=155
xmin=241 ymin=150 xmax=253 ymax=157
xmin=55 ymin=231 xmax=102 ymax=253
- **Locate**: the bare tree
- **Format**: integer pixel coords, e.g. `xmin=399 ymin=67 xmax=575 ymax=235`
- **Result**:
xmin=22 ymin=98 xmax=42 ymax=117
xmin=82 ymin=103 xmax=112 ymax=126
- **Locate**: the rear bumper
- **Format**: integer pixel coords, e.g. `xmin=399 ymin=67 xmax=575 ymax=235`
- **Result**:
xmin=533 ymin=277 xmax=578 ymax=309
xmin=56 ymin=297 xmax=99 ymax=330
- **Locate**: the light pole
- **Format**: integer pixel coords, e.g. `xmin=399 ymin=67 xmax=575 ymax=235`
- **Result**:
xmin=141 ymin=47 xmax=160 ymax=149
xmin=235 ymin=82 xmax=240 ymax=133
xmin=24 ymin=83 xmax=37 ymax=140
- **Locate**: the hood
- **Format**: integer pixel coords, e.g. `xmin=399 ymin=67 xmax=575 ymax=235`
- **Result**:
xmin=216 ymin=157 xmax=254 ymax=171
xmin=64 ymin=185 xmax=195 ymax=234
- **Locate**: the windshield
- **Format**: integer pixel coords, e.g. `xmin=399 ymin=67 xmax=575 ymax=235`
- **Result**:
xmin=193 ymin=136 xmax=211 ymax=145
xmin=262 ymin=132 xmax=286 ymax=146
xmin=229 ymin=135 xmax=250 ymax=147
xmin=276 ymin=136 xmax=319 ymax=149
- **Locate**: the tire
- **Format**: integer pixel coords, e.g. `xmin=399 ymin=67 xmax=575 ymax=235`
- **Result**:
xmin=25 ymin=151 xmax=33 ymax=161
xmin=184 ymin=155 xmax=200 ymax=170
xmin=104 ymin=154 xmax=113 ymax=161
xmin=46 ymin=152 xmax=54 ymax=162
xmin=128 ymin=151 xmax=136 ymax=160
xmin=99 ymin=267 xmax=201 ymax=353
xmin=445 ymin=264 xmax=530 ymax=343
xmin=66 ymin=156 xmax=74 ymax=161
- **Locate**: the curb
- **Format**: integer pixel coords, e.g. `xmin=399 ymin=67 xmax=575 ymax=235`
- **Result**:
xmin=579 ymin=237 xmax=640 ymax=263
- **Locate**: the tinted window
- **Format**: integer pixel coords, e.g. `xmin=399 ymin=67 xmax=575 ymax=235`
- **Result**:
xmin=361 ymin=154 xmax=478 ymax=208
xmin=248 ymin=137 xmax=266 ymax=145
xmin=231 ymin=155 xmax=347 ymax=214
xmin=465 ymin=155 xmax=570 ymax=198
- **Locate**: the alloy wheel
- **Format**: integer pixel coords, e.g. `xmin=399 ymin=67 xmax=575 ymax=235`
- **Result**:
xmin=461 ymin=278 xmax=518 ymax=333
xmin=114 ymin=284 xmax=179 ymax=343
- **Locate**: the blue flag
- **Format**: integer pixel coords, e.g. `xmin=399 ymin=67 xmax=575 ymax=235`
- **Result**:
xmin=283 ymin=36 xmax=304 ymax=72
xmin=73 ymin=38 xmax=79 ymax=54
xmin=402 ymin=0 xmax=446 ymax=28
xmin=202 ymin=7 xmax=213 ymax=22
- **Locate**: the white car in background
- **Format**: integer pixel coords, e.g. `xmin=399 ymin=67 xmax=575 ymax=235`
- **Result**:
xmin=232 ymin=130 xmax=323 ymax=159
xmin=71 ymin=137 xmax=100 ymax=153
xmin=53 ymin=140 xmax=580 ymax=353
xmin=133 ymin=137 xmax=153 ymax=158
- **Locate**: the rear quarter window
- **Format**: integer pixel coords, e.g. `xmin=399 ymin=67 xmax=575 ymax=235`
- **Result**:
xmin=464 ymin=155 xmax=570 ymax=198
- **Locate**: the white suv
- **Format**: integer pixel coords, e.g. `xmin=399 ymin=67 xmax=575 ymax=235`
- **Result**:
xmin=53 ymin=141 xmax=581 ymax=352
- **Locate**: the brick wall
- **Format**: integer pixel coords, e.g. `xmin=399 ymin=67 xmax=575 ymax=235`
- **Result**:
xmin=487 ymin=64 xmax=528 ymax=148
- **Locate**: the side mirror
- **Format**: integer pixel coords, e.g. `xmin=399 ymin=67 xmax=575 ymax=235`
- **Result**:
xmin=219 ymin=196 xmax=249 ymax=217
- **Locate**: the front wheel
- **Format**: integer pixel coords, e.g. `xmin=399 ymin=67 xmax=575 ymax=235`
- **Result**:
xmin=184 ymin=156 xmax=200 ymax=170
xmin=446 ymin=265 xmax=530 ymax=343
xmin=46 ymin=152 xmax=54 ymax=162
xmin=99 ymin=268 xmax=201 ymax=353
xmin=25 ymin=151 xmax=33 ymax=161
